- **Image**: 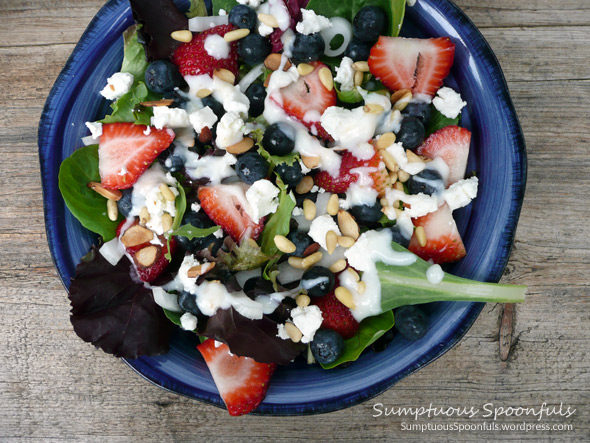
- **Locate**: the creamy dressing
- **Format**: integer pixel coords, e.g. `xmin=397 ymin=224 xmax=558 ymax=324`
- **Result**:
xmin=204 ymin=34 xmax=230 ymax=59
xmin=426 ymin=264 xmax=444 ymax=284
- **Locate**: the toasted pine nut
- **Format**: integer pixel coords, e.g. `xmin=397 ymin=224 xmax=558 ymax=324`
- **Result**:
xmin=88 ymin=182 xmax=122 ymax=201
xmin=352 ymin=61 xmax=369 ymax=72
xmin=187 ymin=262 xmax=216 ymax=278
xmin=284 ymin=322 xmax=303 ymax=342
xmin=121 ymin=225 xmax=153 ymax=248
xmin=380 ymin=197 xmax=389 ymax=207
xmin=159 ymin=183 xmax=176 ymax=202
xmin=274 ymin=235 xmax=297 ymax=254
xmin=196 ymin=88 xmax=212 ymax=98
xmin=406 ymin=149 xmax=423 ymax=163
xmin=354 ymin=69 xmax=364 ymax=87
xmin=347 ymin=267 xmax=360 ymax=282
xmin=162 ymin=213 xmax=173 ymax=232
xmin=363 ymin=103 xmax=384 ymax=114
xmin=264 ymin=53 xmax=291 ymax=71
xmin=329 ymin=259 xmax=347 ymax=273
xmin=297 ymin=63 xmax=314 ymax=76
xmin=357 ymin=281 xmax=366 ymax=294
xmin=389 ymin=171 xmax=398 ymax=183
xmin=258 ymin=13 xmax=279 ymax=28
xmin=170 ymin=30 xmax=193 ymax=43
xmin=375 ymin=132 xmax=396 ymax=150
xmin=288 ymin=256 xmax=306 ymax=270
xmin=338 ymin=236 xmax=355 ymax=248
xmin=326 ymin=193 xmax=339 ymax=216
xmin=226 ymin=137 xmax=254 ymax=155
xmin=380 ymin=150 xmax=398 ymax=172
xmin=318 ymin=67 xmax=334 ymax=91
xmin=415 ymin=225 xmax=427 ymax=247
xmin=301 ymin=155 xmax=320 ymax=169
xmin=303 ymin=199 xmax=316 ymax=221
xmin=107 ymin=199 xmax=118 ymax=221
xmin=213 ymin=68 xmax=235 ymax=84
xmin=390 ymin=88 xmax=411 ymax=105
xmin=139 ymin=207 xmax=150 ymax=226
xmin=296 ymin=294 xmax=311 ymax=308
xmin=393 ymin=181 xmax=405 ymax=191
xmin=397 ymin=169 xmax=410 ymax=183
xmin=224 ymin=28 xmax=250 ymax=42
xmin=337 ymin=210 xmax=359 ymax=239
xmin=139 ymin=99 xmax=175 ymax=107
xmin=393 ymin=90 xmax=413 ymax=111
xmin=335 ymin=286 xmax=356 ymax=309
xmin=135 ymin=245 xmax=159 ymax=267
xmin=301 ymin=251 xmax=323 ymax=268
xmin=325 ymin=230 xmax=338 ymax=255
xmin=295 ymin=175 xmax=314 ymax=194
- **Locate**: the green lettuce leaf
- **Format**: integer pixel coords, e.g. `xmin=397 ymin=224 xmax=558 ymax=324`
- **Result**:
xmin=170 ymin=224 xmax=220 ymax=239
xmin=212 ymin=0 xmax=239 ymax=15
xmin=172 ymin=185 xmax=187 ymax=231
xmin=259 ymin=178 xmax=297 ymax=256
xmin=121 ymin=24 xmax=150 ymax=80
xmin=425 ymin=106 xmax=461 ymax=136
xmin=187 ymin=0 xmax=208 ymax=18
xmin=223 ymin=239 xmax=272 ymax=271
xmin=99 ymin=82 xmax=157 ymax=126
xmin=335 ymin=85 xmax=363 ymax=104
xmin=58 ymin=145 xmax=121 ymax=241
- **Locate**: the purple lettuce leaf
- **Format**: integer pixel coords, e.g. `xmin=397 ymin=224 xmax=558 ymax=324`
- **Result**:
xmin=69 ymin=247 xmax=172 ymax=359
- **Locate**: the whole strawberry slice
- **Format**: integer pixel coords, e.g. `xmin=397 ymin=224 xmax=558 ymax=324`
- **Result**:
xmin=369 ymin=37 xmax=455 ymax=97
xmin=198 ymin=184 xmax=265 ymax=243
xmin=171 ymin=25 xmax=239 ymax=78
xmin=270 ymin=61 xmax=336 ymax=141
xmin=417 ymin=125 xmax=471 ymax=186
xmin=197 ymin=339 xmax=276 ymax=416
xmin=314 ymin=149 xmax=389 ymax=196
xmin=99 ymin=123 xmax=175 ymax=190
xmin=408 ymin=203 xmax=466 ymax=264
xmin=313 ymin=289 xmax=359 ymax=339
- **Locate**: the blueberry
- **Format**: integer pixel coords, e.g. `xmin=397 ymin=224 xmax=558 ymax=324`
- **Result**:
xmin=301 ymin=266 xmax=335 ymax=297
xmin=229 ymin=5 xmax=257 ymax=30
xmin=291 ymin=33 xmax=325 ymax=64
xmin=235 ymin=151 xmax=269 ymax=184
xmin=117 ymin=189 xmax=133 ymax=218
xmin=263 ymin=122 xmax=295 ymax=156
xmin=310 ymin=329 xmax=344 ymax=365
xmin=350 ymin=202 xmax=383 ymax=224
xmin=371 ymin=328 xmax=395 ymax=352
xmin=345 ymin=38 xmax=372 ymax=62
xmin=286 ymin=230 xmax=313 ymax=256
xmin=178 ymin=291 xmax=201 ymax=316
xmin=200 ymin=96 xmax=225 ymax=121
xmin=403 ymin=102 xmax=431 ymax=124
xmin=394 ymin=305 xmax=428 ymax=340
xmin=396 ymin=116 xmax=425 ymax=150
xmin=238 ymin=34 xmax=272 ymax=66
xmin=407 ymin=168 xmax=445 ymax=196
xmin=275 ymin=162 xmax=303 ymax=187
xmin=176 ymin=211 xmax=217 ymax=253
xmin=245 ymin=82 xmax=267 ymax=118
xmin=353 ymin=6 xmax=386 ymax=43
xmin=144 ymin=60 xmax=186 ymax=95
xmin=162 ymin=155 xmax=184 ymax=173
xmin=388 ymin=225 xmax=410 ymax=248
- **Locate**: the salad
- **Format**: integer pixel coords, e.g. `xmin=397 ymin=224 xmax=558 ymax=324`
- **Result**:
xmin=58 ymin=0 xmax=526 ymax=416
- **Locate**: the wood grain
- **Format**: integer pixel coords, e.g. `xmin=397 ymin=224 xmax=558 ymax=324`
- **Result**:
xmin=1 ymin=0 xmax=589 ymax=441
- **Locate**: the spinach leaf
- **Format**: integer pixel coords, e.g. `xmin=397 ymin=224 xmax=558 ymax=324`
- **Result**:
xmin=212 ymin=0 xmax=239 ymax=15
xmin=99 ymin=82 xmax=156 ymax=126
xmin=187 ymin=0 xmax=208 ymax=18
xmin=335 ymin=85 xmax=363 ymax=104
xmin=223 ymin=239 xmax=272 ymax=271
xmin=425 ymin=106 xmax=460 ymax=136
xmin=58 ymin=145 xmax=121 ymax=241
xmin=163 ymin=308 xmax=183 ymax=326
xmin=121 ymin=24 xmax=149 ymax=80
xmin=320 ymin=310 xmax=395 ymax=369
xmin=170 ymin=224 xmax=220 ymax=239
xmin=172 ymin=185 xmax=187 ymax=231
xmin=259 ymin=178 xmax=296 ymax=256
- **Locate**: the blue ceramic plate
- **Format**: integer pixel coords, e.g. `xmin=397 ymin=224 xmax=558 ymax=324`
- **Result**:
xmin=39 ymin=0 xmax=526 ymax=415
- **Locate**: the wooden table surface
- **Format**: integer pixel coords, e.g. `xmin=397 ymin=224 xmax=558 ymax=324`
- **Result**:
xmin=1 ymin=0 xmax=589 ymax=441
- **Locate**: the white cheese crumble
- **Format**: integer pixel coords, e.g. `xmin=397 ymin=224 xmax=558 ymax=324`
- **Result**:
xmin=215 ymin=111 xmax=245 ymax=148
xmin=245 ymin=179 xmax=280 ymax=223
xmin=386 ymin=188 xmax=439 ymax=218
xmin=258 ymin=23 xmax=274 ymax=37
xmin=385 ymin=142 xmax=427 ymax=175
xmin=151 ymin=106 xmax=191 ymax=129
xmin=100 ymin=72 xmax=134 ymax=100
xmin=204 ymin=34 xmax=230 ymax=59
xmin=290 ymin=305 xmax=323 ymax=343
xmin=308 ymin=214 xmax=341 ymax=249
xmin=442 ymin=176 xmax=479 ymax=210
xmin=296 ymin=9 xmax=332 ymax=35
xmin=432 ymin=86 xmax=467 ymax=119
xmin=236 ymin=0 xmax=264 ymax=7
xmin=85 ymin=121 xmax=102 ymax=139
xmin=320 ymin=106 xmax=380 ymax=149
xmin=219 ymin=8 xmax=227 ymax=15
xmin=189 ymin=106 xmax=218 ymax=133
xmin=180 ymin=312 xmax=198 ymax=331
xmin=334 ymin=56 xmax=355 ymax=92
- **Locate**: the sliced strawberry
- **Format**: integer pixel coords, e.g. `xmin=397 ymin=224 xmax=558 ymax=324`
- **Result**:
xmin=368 ymin=37 xmax=455 ymax=97
xmin=270 ymin=61 xmax=336 ymax=140
xmin=99 ymin=123 xmax=175 ymax=190
xmin=314 ymin=149 xmax=389 ymax=196
xmin=197 ymin=339 xmax=276 ymax=416
xmin=171 ymin=25 xmax=239 ymax=77
xmin=417 ymin=125 xmax=471 ymax=185
xmin=313 ymin=289 xmax=359 ymax=339
xmin=408 ymin=203 xmax=466 ymax=264
xmin=198 ymin=184 xmax=265 ymax=243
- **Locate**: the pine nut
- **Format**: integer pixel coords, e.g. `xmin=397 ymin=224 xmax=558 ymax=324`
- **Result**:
xmin=140 ymin=99 xmax=175 ymax=107
xmin=357 ymin=281 xmax=366 ymax=294
xmin=107 ymin=199 xmax=118 ymax=221
xmin=197 ymin=88 xmax=212 ymax=98
xmin=224 ymin=28 xmax=250 ymax=42
xmin=393 ymin=90 xmax=413 ymax=111
xmin=380 ymin=150 xmax=398 ymax=172
xmin=415 ymin=225 xmax=427 ymax=247
xmin=213 ymin=68 xmax=235 ymax=84
xmin=352 ymin=61 xmax=370 ymax=72
xmin=162 ymin=213 xmax=173 ymax=232
xmin=354 ymin=69 xmax=364 ymax=87
xmin=326 ymin=193 xmax=339 ymax=216
xmin=139 ymin=207 xmax=150 ymax=226
xmin=301 ymin=155 xmax=320 ymax=169
xmin=303 ymin=199 xmax=316 ymax=221
xmin=393 ymin=181 xmax=405 ymax=191
xmin=295 ymin=175 xmax=314 ymax=194
xmin=297 ymin=63 xmax=314 ymax=76
xmin=326 ymin=230 xmax=338 ymax=254
xmin=88 ymin=182 xmax=122 ymax=201
xmin=274 ymin=235 xmax=297 ymax=254
xmin=264 ymin=53 xmax=291 ymax=71
xmin=187 ymin=262 xmax=216 ymax=278
xmin=226 ymin=137 xmax=254 ymax=155
xmin=338 ymin=236 xmax=355 ymax=248
xmin=135 ymin=245 xmax=159 ymax=267
xmin=258 ymin=13 xmax=279 ymax=28
xmin=335 ymin=286 xmax=356 ymax=309
xmin=375 ymin=132 xmax=396 ymax=150
xmin=347 ymin=267 xmax=360 ymax=281
xmin=337 ymin=210 xmax=359 ymax=239
xmin=389 ymin=171 xmax=398 ymax=183
xmin=318 ymin=67 xmax=334 ymax=91
xmin=288 ymin=256 xmax=306 ymax=270
xmin=406 ymin=149 xmax=423 ymax=163
xmin=398 ymin=169 xmax=410 ymax=183
xmin=296 ymin=294 xmax=311 ymax=308
xmin=170 ymin=30 xmax=193 ymax=43
xmin=390 ymin=88 xmax=410 ymax=104
xmin=121 ymin=225 xmax=154 ymax=247
xmin=159 ymin=183 xmax=176 ymax=202
xmin=329 ymin=259 xmax=347 ymax=273
xmin=301 ymin=251 xmax=323 ymax=268
xmin=363 ymin=103 xmax=384 ymax=114
xmin=284 ymin=322 xmax=303 ymax=343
